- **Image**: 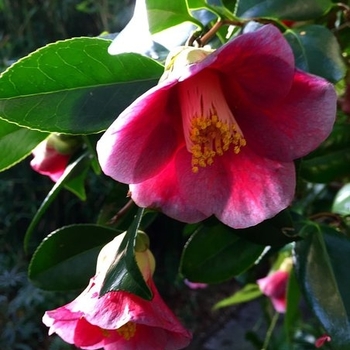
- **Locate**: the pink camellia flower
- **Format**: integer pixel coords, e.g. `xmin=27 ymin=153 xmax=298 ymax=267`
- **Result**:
xmin=31 ymin=139 xmax=70 ymax=182
xmin=257 ymin=269 xmax=289 ymax=313
xmin=97 ymin=24 xmax=336 ymax=229
xmin=315 ymin=334 xmax=331 ymax=348
xmin=43 ymin=233 xmax=191 ymax=350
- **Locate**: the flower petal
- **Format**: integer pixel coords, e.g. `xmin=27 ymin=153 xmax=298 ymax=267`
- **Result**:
xmin=185 ymin=25 xmax=295 ymax=108
xmin=236 ymin=70 xmax=336 ymax=161
xmin=130 ymin=147 xmax=208 ymax=223
xmin=216 ymin=148 xmax=295 ymax=228
xmin=97 ymin=80 xmax=182 ymax=184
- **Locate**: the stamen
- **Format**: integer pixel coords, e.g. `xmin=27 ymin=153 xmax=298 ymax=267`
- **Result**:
xmin=179 ymin=71 xmax=246 ymax=173
xmin=116 ymin=322 xmax=136 ymax=340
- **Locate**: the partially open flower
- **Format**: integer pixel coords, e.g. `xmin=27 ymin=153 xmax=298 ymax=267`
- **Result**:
xmin=257 ymin=258 xmax=292 ymax=313
xmin=43 ymin=233 xmax=191 ymax=350
xmin=30 ymin=134 xmax=80 ymax=182
xmin=97 ymin=24 xmax=336 ymax=229
xmin=315 ymin=334 xmax=331 ymax=348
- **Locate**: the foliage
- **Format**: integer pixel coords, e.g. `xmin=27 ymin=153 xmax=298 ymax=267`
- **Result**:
xmin=1 ymin=0 xmax=350 ymax=349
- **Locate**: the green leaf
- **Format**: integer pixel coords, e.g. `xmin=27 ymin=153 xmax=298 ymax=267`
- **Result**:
xmin=29 ymin=224 xmax=121 ymax=291
xmin=284 ymin=269 xmax=301 ymax=342
xmin=0 ymin=118 xmax=48 ymax=171
xmin=146 ymin=0 xmax=202 ymax=34
xmin=235 ymin=0 xmax=333 ymax=21
xmin=300 ymin=148 xmax=350 ymax=183
xmin=332 ymin=183 xmax=350 ymax=215
xmin=0 ymin=37 xmax=163 ymax=134
xmin=180 ymin=222 xmax=265 ymax=283
xmin=213 ymin=283 xmax=262 ymax=309
xmin=24 ymin=152 xmax=91 ymax=253
xmin=284 ymin=25 xmax=346 ymax=83
xmin=100 ymin=208 xmax=152 ymax=300
xmin=294 ymin=224 xmax=350 ymax=349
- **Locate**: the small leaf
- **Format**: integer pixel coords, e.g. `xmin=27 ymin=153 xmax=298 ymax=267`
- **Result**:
xmin=213 ymin=283 xmax=262 ymax=309
xmin=0 ymin=37 xmax=163 ymax=134
xmin=29 ymin=224 xmax=121 ymax=291
xmin=100 ymin=207 xmax=152 ymax=300
xmin=284 ymin=25 xmax=346 ymax=83
xmin=146 ymin=0 xmax=201 ymax=34
xmin=294 ymin=224 xmax=350 ymax=349
xmin=180 ymin=222 xmax=265 ymax=283
xmin=332 ymin=183 xmax=350 ymax=215
xmin=24 ymin=153 xmax=91 ymax=253
xmin=236 ymin=0 xmax=333 ymax=21
xmin=0 ymin=118 xmax=48 ymax=171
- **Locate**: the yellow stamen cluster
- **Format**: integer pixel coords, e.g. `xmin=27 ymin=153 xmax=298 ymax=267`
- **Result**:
xmin=116 ymin=322 xmax=137 ymax=340
xmin=189 ymin=114 xmax=246 ymax=173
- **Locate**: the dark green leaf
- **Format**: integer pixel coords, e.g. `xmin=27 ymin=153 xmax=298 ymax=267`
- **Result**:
xmin=284 ymin=269 xmax=301 ymax=342
xmin=284 ymin=25 xmax=346 ymax=83
xmin=146 ymin=0 xmax=201 ymax=34
xmin=29 ymin=224 xmax=121 ymax=291
xmin=300 ymin=148 xmax=350 ymax=183
xmin=213 ymin=283 xmax=262 ymax=309
xmin=100 ymin=208 xmax=152 ymax=300
xmin=24 ymin=152 xmax=91 ymax=253
xmin=233 ymin=209 xmax=298 ymax=246
xmin=180 ymin=222 xmax=265 ymax=283
xmin=0 ymin=119 xmax=48 ymax=171
xmin=294 ymin=224 xmax=350 ymax=349
xmin=236 ymin=0 xmax=333 ymax=21
xmin=0 ymin=37 xmax=163 ymax=134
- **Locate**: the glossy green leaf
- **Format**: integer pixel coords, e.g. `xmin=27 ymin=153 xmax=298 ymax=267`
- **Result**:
xmin=284 ymin=269 xmax=301 ymax=342
xmin=236 ymin=0 xmax=333 ymax=21
xmin=294 ymin=224 xmax=350 ymax=349
xmin=100 ymin=208 xmax=152 ymax=300
xmin=180 ymin=222 xmax=265 ymax=283
xmin=332 ymin=183 xmax=350 ymax=215
xmin=146 ymin=0 xmax=201 ymax=34
xmin=0 ymin=37 xmax=163 ymax=134
xmin=24 ymin=152 xmax=91 ymax=253
xmin=213 ymin=283 xmax=262 ymax=309
xmin=29 ymin=224 xmax=121 ymax=291
xmin=284 ymin=25 xmax=346 ymax=83
xmin=300 ymin=148 xmax=350 ymax=183
xmin=0 ymin=118 xmax=48 ymax=171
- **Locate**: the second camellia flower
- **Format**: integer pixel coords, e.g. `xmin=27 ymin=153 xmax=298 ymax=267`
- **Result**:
xmin=97 ymin=25 xmax=336 ymax=229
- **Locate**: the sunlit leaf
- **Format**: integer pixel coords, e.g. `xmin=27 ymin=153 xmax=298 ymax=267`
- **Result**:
xmin=0 ymin=37 xmax=163 ymax=134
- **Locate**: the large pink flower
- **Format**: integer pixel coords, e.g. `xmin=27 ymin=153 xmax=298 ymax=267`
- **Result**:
xmin=43 ymin=235 xmax=191 ymax=350
xmin=97 ymin=24 xmax=336 ymax=229
xmin=257 ymin=270 xmax=289 ymax=313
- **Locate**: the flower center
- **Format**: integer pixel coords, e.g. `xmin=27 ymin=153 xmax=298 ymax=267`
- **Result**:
xmin=116 ymin=322 xmax=136 ymax=340
xmin=179 ymin=70 xmax=246 ymax=173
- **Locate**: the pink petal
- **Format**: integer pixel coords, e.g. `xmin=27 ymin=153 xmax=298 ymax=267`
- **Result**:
xmin=315 ymin=334 xmax=331 ymax=348
xmin=130 ymin=147 xmax=207 ymax=223
xmin=97 ymin=80 xmax=182 ymax=184
xmin=188 ymin=25 xmax=295 ymax=108
xmin=216 ymin=148 xmax=295 ymax=228
xmin=236 ymin=70 xmax=336 ymax=162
